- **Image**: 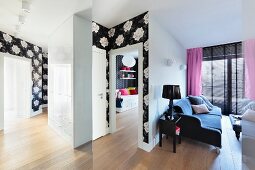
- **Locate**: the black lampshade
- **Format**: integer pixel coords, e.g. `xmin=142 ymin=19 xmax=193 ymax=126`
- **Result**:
xmin=162 ymin=85 xmax=181 ymax=100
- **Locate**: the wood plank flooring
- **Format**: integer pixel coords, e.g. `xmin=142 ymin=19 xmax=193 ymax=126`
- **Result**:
xmin=0 ymin=110 xmax=92 ymax=170
xmin=93 ymin=108 xmax=241 ymax=170
xmin=0 ymin=108 xmax=241 ymax=170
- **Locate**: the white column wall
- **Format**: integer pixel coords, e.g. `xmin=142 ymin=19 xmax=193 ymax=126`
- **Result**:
xmin=0 ymin=56 xmax=3 ymax=130
xmin=73 ymin=15 xmax=92 ymax=147
xmin=149 ymin=14 xmax=187 ymax=149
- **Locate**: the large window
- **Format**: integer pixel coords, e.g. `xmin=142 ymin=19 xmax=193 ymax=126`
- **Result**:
xmin=202 ymin=42 xmax=245 ymax=115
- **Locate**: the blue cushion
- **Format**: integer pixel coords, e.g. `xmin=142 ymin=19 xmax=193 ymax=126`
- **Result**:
xmin=174 ymin=98 xmax=193 ymax=115
xmin=188 ymin=95 xmax=204 ymax=105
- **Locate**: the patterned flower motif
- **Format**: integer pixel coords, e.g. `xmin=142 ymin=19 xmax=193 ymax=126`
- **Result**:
xmin=43 ymin=74 xmax=48 ymax=79
xmin=27 ymin=50 xmax=34 ymax=58
xmin=92 ymin=22 xmax=100 ymax=33
xmin=43 ymin=95 xmax=48 ymax=100
xmin=34 ymin=87 xmax=40 ymax=93
xmin=12 ymin=45 xmax=20 ymax=54
xmin=144 ymin=122 xmax=149 ymax=133
xmin=21 ymin=40 xmax=28 ymax=48
xmin=144 ymin=67 xmax=149 ymax=79
xmin=38 ymin=54 xmax=42 ymax=60
xmin=144 ymin=94 xmax=149 ymax=106
xmin=144 ymin=13 xmax=149 ymax=24
xmin=144 ymin=40 xmax=149 ymax=51
xmin=115 ymin=35 xmax=124 ymax=46
xmin=34 ymin=59 xmax=39 ymax=66
xmin=3 ymin=33 xmax=12 ymax=43
xmin=38 ymin=80 xmax=42 ymax=86
xmin=34 ymin=46 xmax=39 ymax=52
xmin=43 ymin=64 xmax=48 ymax=69
xmin=39 ymin=92 xmax=42 ymax=98
xmin=100 ymin=37 xmax=109 ymax=47
xmin=133 ymin=27 xmax=144 ymax=41
xmin=34 ymin=100 xmax=39 ymax=106
xmin=0 ymin=42 xmax=2 ymax=49
xmin=43 ymin=85 xmax=48 ymax=90
xmin=108 ymin=28 xmax=115 ymax=37
xmin=34 ymin=73 xmax=40 ymax=80
xmin=123 ymin=20 xmax=133 ymax=32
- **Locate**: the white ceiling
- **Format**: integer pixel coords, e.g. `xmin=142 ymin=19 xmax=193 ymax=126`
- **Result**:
xmin=93 ymin=0 xmax=243 ymax=48
xmin=0 ymin=0 xmax=91 ymax=50
xmin=0 ymin=0 xmax=245 ymax=50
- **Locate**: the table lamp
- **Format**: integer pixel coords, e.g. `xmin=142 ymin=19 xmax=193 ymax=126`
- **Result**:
xmin=162 ymin=85 xmax=181 ymax=119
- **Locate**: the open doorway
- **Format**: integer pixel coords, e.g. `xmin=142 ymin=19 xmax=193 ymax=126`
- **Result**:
xmin=109 ymin=43 xmax=144 ymax=149
xmin=1 ymin=53 xmax=32 ymax=130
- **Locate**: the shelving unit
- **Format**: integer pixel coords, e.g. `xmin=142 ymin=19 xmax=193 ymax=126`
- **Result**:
xmin=120 ymin=70 xmax=136 ymax=73
xmin=120 ymin=77 xmax=136 ymax=80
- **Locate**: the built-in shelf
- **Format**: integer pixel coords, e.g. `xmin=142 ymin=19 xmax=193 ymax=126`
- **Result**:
xmin=120 ymin=70 xmax=136 ymax=73
xmin=120 ymin=78 xmax=136 ymax=80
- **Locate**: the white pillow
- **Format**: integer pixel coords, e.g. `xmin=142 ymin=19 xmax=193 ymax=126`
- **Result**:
xmin=242 ymin=109 xmax=255 ymax=122
xmin=192 ymin=104 xmax=209 ymax=114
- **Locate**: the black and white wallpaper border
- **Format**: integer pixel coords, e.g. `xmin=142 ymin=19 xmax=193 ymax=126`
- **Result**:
xmin=93 ymin=12 xmax=149 ymax=143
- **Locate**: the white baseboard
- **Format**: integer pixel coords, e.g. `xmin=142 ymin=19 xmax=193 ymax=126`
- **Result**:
xmin=31 ymin=108 xmax=42 ymax=117
xmin=42 ymin=104 xmax=48 ymax=108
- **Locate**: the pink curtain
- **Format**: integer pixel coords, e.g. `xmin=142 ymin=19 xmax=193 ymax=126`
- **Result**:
xmin=244 ymin=40 xmax=255 ymax=100
xmin=187 ymin=48 xmax=203 ymax=96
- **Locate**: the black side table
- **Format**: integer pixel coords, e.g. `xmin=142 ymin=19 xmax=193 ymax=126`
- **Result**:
xmin=159 ymin=114 xmax=181 ymax=153
xmin=229 ymin=114 xmax=242 ymax=140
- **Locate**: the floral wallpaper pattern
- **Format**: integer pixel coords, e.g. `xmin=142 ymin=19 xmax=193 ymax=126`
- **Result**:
xmin=42 ymin=52 xmax=48 ymax=105
xmin=92 ymin=12 xmax=149 ymax=143
xmin=0 ymin=31 xmax=43 ymax=112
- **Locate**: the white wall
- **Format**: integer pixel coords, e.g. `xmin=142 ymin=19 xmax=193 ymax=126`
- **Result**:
xmin=73 ymin=15 xmax=92 ymax=148
xmin=243 ymin=0 xmax=255 ymax=40
xmin=0 ymin=57 xmax=3 ymax=130
xmin=149 ymin=14 xmax=186 ymax=147
xmin=48 ymin=16 xmax=74 ymax=144
xmin=48 ymin=13 xmax=92 ymax=148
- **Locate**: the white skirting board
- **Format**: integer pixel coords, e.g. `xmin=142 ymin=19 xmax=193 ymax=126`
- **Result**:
xmin=31 ymin=108 xmax=42 ymax=117
xmin=41 ymin=104 xmax=48 ymax=108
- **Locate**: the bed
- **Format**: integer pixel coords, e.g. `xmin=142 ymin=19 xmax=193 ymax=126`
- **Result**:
xmin=116 ymin=94 xmax=138 ymax=113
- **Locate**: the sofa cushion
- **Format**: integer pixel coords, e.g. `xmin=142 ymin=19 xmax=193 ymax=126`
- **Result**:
xmin=200 ymin=95 xmax=213 ymax=110
xmin=193 ymin=114 xmax=222 ymax=132
xmin=192 ymin=104 xmax=209 ymax=114
xmin=174 ymin=98 xmax=193 ymax=115
xmin=188 ymin=95 xmax=204 ymax=105
xmin=207 ymin=106 xmax=222 ymax=117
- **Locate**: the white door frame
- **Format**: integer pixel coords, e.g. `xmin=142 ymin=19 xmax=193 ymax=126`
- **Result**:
xmin=0 ymin=52 xmax=32 ymax=130
xmin=109 ymin=43 xmax=144 ymax=150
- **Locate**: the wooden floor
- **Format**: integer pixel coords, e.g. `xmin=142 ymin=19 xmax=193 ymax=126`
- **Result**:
xmin=93 ymin=108 xmax=241 ymax=170
xmin=0 ymin=110 xmax=92 ymax=170
xmin=0 ymin=108 xmax=241 ymax=170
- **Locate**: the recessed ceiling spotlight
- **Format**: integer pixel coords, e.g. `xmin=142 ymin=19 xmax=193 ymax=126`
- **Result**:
xmin=22 ymin=0 xmax=31 ymax=13
xmin=19 ymin=15 xmax=26 ymax=24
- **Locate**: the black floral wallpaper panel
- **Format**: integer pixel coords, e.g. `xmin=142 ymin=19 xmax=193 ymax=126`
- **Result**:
xmin=0 ymin=31 xmax=43 ymax=112
xmin=92 ymin=12 xmax=149 ymax=143
xmin=42 ymin=52 xmax=48 ymax=105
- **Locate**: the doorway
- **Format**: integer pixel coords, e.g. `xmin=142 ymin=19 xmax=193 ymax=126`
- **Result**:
xmin=109 ymin=43 xmax=144 ymax=149
xmin=0 ymin=53 xmax=32 ymax=130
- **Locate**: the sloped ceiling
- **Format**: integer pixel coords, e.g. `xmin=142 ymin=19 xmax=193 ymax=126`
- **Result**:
xmin=93 ymin=0 xmax=242 ymax=48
